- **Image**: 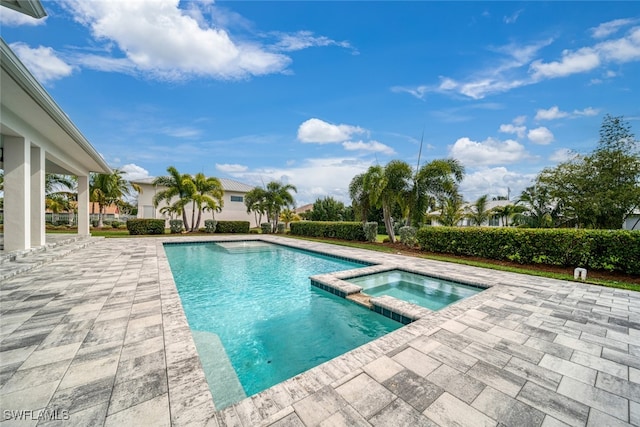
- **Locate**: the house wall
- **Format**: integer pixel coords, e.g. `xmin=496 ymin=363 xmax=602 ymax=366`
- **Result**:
xmin=136 ymin=182 xmax=257 ymax=228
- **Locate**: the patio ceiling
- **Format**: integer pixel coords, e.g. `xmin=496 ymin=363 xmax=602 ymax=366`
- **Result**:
xmin=1 ymin=38 xmax=111 ymax=175
xmin=0 ymin=0 xmax=46 ymax=19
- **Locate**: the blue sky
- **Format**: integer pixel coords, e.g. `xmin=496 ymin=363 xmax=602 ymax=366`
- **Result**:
xmin=2 ymin=1 xmax=639 ymax=207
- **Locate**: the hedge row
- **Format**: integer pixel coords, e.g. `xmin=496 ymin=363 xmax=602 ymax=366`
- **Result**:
xmin=290 ymin=221 xmax=367 ymax=241
xmin=214 ymin=221 xmax=250 ymax=233
xmin=126 ymin=219 xmax=165 ymax=235
xmin=416 ymin=227 xmax=640 ymax=275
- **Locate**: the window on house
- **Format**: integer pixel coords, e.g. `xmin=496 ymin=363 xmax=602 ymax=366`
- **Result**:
xmin=230 ymin=195 xmax=243 ymax=202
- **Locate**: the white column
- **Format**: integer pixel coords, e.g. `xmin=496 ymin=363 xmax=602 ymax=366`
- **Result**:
xmin=3 ymin=136 xmax=30 ymax=252
xmin=30 ymin=146 xmax=45 ymax=247
xmin=77 ymin=174 xmax=90 ymax=236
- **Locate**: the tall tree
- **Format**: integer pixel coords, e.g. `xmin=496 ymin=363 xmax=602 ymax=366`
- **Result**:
xmin=90 ymin=169 xmax=139 ymax=227
xmin=432 ymin=193 xmax=464 ymax=227
xmin=309 ymin=197 xmax=346 ymax=221
xmin=263 ymin=181 xmax=297 ymax=232
xmin=537 ymin=114 xmax=640 ymax=229
xmin=244 ymin=187 xmax=267 ymax=227
xmin=152 ymin=166 xmax=193 ymax=230
xmin=513 ymin=185 xmax=561 ymax=228
xmin=467 ymin=194 xmax=491 ymax=226
xmin=362 ymin=160 xmax=413 ymax=242
xmin=348 ymin=172 xmax=371 ymax=223
xmin=188 ymin=173 xmax=224 ymax=232
xmin=409 ymin=158 xmax=465 ymax=226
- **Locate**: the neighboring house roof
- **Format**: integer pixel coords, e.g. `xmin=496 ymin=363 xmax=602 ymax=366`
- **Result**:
xmin=133 ymin=177 xmax=255 ymax=193
xmin=0 ymin=0 xmax=46 ymax=18
xmin=295 ymin=203 xmax=314 ymax=214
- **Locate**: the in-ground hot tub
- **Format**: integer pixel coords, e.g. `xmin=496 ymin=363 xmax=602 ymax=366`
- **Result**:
xmin=345 ymin=269 xmax=484 ymax=311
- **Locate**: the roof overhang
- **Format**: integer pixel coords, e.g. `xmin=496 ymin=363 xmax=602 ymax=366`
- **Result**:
xmin=0 ymin=0 xmax=46 ymax=19
xmin=1 ymin=37 xmax=111 ymax=175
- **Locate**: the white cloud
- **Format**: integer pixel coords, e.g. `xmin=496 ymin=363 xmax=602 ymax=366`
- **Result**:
xmin=573 ymin=107 xmax=599 ymax=116
xmin=535 ymin=106 xmax=569 ymax=120
xmin=499 ymin=124 xmax=526 ymax=139
xmin=120 ymin=163 xmax=151 ymax=181
xmin=530 ymin=47 xmax=601 ymax=79
xmin=0 ymin=7 xmax=47 ymax=26
xmin=449 ymin=137 xmax=530 ymax=167
xmin=160 ymin=126 xmax=202 ymax=139
xmin=459 ymin=167 xmax=536 ymax=202
xmin=61 ymin=0 xmax=291 ymax=80
xmin=549 ymin=148 xmax=575 ymax=163
xmin=9 ymin=43 xmax=75 ymax=84
xmin=272 ymin=31 xmax=355 ymax=53
xmin=536 ymin=106 xmax=599 ymax=121
xmin=297 ymin=118 xmax=366 ymax=143
xmin=503 ymin=9 xmax=523 ymax=24
xmin=216 ymin=163 xmax=248 ymax=173
xmin=390 ymin=85 xmax=429 ymax=100
xmin=531 ymin=27 xmax=640 ymax=80
xmin=513 ymin=115 xmax=527 ymax=126
xmin=342 ymin=140 xmax=395 ymax=155
xmin=591 ymin=18 xmax=637 ymax=39
xmin=528 ymin=127 xmax=554 ymax=145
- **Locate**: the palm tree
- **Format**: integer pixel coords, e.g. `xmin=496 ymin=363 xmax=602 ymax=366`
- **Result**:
xmin=467 ymin=194 xmax=491 ymax=226
xmin=263 ymin=181 xmax=297 ymax=232
xmin=491 ymin=203 xmax=526 ymax=227
xmin=189 ymin=173 xmax=224 ymax=232
xmin=409 ymin=159 xmax=465 ymax=227
xmin=348 ymin=172 xmax=371 ymax=223
xmin=514 ymin=185 xmax=560 ymax=228
xmin=244 ymin=187 xmax=268 ymax=227
xmin=433 ymin=193 xmax=465 ymax=226
xmin=362 ymin=160 xmax=413 ymax=243
xmin=152 ymin=166 xmax=193 ymax=230
xmin=279 ymin=208 xmax=300 ymax=229
xmin=90 ymin=170 xmax=139 ymax=227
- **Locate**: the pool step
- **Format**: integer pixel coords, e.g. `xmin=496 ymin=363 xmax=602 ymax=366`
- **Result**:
xmin=191 ymin=330 xmax=246 ymax=410
xmin=346 ymin=293 xmax=373 ymax=309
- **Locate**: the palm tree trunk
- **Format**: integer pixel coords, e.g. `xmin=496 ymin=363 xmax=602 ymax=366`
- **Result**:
xmin=181 ymin=210 xmax=190 ymax=232
xmin=194 ymin=208 xmax=202 ymax=232
xmin=190 ymin=201 xmax=197 ymax=232
xmin=383 ymin=204 xmax=396 ymax=243
xmin=98 ymin=204 xmax=105 ymax=227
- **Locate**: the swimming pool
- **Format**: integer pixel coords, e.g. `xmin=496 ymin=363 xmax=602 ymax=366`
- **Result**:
xmin=163 ymin=241 xmax=401 ymax=409
xmin=346 ymin=269 xmax=483 ymax=311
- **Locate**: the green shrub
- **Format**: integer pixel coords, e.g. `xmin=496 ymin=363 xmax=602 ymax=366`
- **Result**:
xmin=215 ymin=221 xmax=250 ymax=233
xmin=102 ymin=220 xmax=112 ymax=227
xmin=277 ymin=223 xmax=286 ymax=234
xmin=261 ymin=223 xmax=272 ymax=234
xmin=363 ymin=222 xmax=378 ymax=242
xmin=249 ymin=229 xmax=260 ymax=234
xmin=289 ymin=221 xmax=367 ymax=241
xmin=204 ymin=220 xmax=217 ymax=233
xmin=416 ymin=227 xmax=640 ymax=275
xmin=169 ymin=220 xmax=184 ymax=234
xmin=111 ymin=221 xmax=122 ymax=229
xmin=399 ymin=226 xmax=417 ymax=247
xmin=126 ymin=219 xmax=165 ymax=235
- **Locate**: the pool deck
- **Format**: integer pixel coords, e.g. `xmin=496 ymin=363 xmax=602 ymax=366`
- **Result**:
xmin=0 ymin=234 xmax=638 ymax=427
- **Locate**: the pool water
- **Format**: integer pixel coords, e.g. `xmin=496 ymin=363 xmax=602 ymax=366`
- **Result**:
xmin=346 ymin=270 xmax=482 ymax=311
xmin=164 ymin=241 xmax=400 ymax=409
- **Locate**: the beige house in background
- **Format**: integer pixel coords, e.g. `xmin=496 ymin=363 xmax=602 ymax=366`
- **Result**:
xmin=133 ymin=177 xmax=258 ymax=228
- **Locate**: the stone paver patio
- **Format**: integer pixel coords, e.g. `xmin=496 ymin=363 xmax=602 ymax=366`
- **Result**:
xmin=0 ymin=235 xmax=638 ymax=426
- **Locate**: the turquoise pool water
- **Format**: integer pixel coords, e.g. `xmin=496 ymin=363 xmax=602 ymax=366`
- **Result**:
xmin=164 ymin=241 xmax=401 ymax=409
xmin=346 ymin=269 xmax=482 ymax=311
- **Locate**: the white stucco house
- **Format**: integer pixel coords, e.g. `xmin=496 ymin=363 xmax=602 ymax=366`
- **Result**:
xmin=133 ymin=177 xmax=259 ymax=228
xmin=1 ymin=1 xmax=111 ymax=253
